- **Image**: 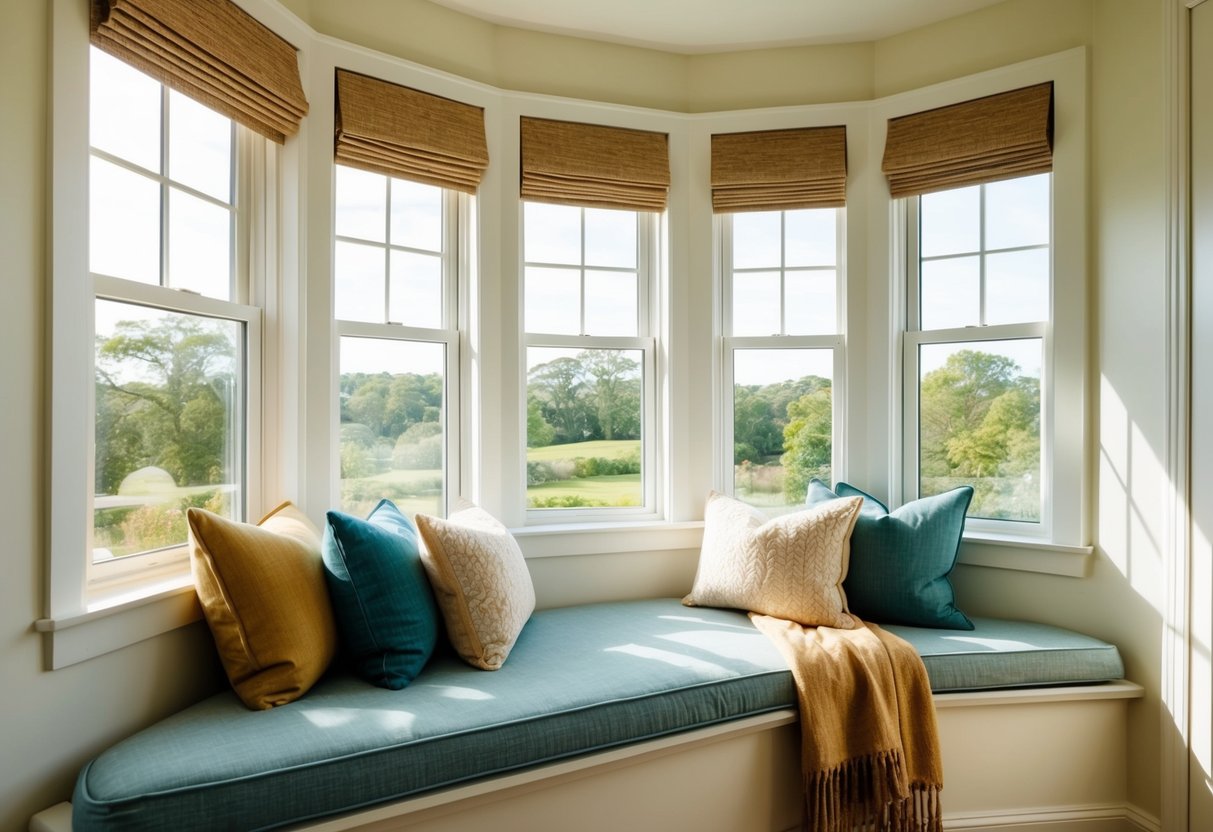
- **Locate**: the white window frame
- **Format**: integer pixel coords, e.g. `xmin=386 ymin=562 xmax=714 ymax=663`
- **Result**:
xmin=717 ymin=210 xmax=847 ymax=505
xmin=521 ymin=204 xmax=661 ymax=523
xmin=42 ymin=0 xmax=288 ymax=668
xmin=902 ymin=183 xmax=1052 ymax=538
xmin=332 ymin=173 xmax=465 ymax=517
xmin=882 ymin=49 xmax=1088 ymax=549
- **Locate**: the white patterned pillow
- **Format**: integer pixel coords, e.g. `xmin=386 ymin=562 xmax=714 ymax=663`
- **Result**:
xmin=683 ymin=491 xmax=863 ymax=628
xmin=415 ymin=502 xmax=535 ymax=670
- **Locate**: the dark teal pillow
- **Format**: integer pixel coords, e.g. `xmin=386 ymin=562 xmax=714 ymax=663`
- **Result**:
xmin=806 ymin=480 xmax=974 ymax=630
xmin=322 ymin=499 xmax=440 ymax=689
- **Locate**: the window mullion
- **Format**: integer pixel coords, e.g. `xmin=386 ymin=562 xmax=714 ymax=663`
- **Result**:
xmin=159 ymin=85 xmax=170 ymax=289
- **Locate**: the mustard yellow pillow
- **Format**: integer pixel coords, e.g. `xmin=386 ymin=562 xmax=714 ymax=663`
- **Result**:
xmin=683 ymin=491 xmax=863 ymax=628
xmin=188 ymin=502 xmax=337 ymax=709
xmin=415 ymin=502 xmax=535 ymax=670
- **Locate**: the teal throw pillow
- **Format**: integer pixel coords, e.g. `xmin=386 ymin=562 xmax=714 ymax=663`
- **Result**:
xmin=806 ymin=479 xmax=974 ymax=630
xmin=322 ymin=499 xmax=440 ymax=689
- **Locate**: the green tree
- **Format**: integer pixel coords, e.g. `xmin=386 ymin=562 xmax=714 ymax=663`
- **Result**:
xmin=527 ymin=395 xmax=556 ymax=447
xmin=581 ymin=350 xmax=641 ymax=441
xmin=780 ymin=387 xmax=832 ymax=502
xmin=95 ymin=316 xmax=236 ymax=494
xmin=528 ymin=356 xmax=592 ymax=443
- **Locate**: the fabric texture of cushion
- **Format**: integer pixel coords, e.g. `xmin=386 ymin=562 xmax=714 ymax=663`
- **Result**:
xmin=415 ymin=501 xmax=535 ymax=670
xmin=187 ymin=502 xmax=338 ymax=710
xmin=683 ymin=491 xmax=863 ymax=628
xmin=322 ymin=499 xmax=440 ymax=690
xmin=806 ymin=480 xmax=974 ymax=630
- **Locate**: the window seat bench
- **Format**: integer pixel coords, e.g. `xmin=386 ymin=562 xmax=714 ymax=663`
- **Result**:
xmin=35 ymin=598 xmax=1140 ymax=832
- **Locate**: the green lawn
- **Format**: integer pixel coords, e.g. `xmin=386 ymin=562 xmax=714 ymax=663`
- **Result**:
xmin=526 ymin=439 xmax=640 ymax=462
xmin=527 ymin=474 xmax=641 ymax=507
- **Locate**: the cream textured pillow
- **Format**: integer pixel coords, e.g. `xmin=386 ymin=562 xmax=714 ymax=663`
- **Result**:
xmin=415 ymin=502 xmax=535 ymax=670
xmin=683 ymin=491 xmax=863 ymax=628
xmin=188 ymin=502 xmax=338 ymax=709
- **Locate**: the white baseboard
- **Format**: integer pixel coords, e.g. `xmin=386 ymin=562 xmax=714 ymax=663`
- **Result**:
xmin=943 ymin=803 xmax=1160 ymax=832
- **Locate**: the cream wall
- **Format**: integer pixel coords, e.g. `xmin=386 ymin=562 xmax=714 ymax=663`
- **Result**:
xmin=0 ymin=0 xmax=1175 ymax=828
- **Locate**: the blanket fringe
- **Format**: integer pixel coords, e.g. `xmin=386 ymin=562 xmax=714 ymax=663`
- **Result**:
xmin=804 ymin=751 xmax=942 ymax=832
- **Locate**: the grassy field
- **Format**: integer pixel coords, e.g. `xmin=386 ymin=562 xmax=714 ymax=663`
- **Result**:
xmin=526 ymin=439 xmax=640 ymax=462
xmin=526 ymin=474 xmax=641 ymax=507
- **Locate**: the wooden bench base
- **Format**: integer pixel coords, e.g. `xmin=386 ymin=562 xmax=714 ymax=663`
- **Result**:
xmin=31 ymin=682 xmax=1149 ymax=832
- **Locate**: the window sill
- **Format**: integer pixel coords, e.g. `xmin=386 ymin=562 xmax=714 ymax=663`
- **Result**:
xmin=34 ymin=574 xmax=202 ymax=669
xmin=958 ymin=532 xmax=1094 ymax=577
xmin=511 ymin=520 xmax=705 ymax=559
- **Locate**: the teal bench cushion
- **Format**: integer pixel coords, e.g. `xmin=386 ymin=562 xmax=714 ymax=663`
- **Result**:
xmin=72 ymin=599 xmax=1124 ymax=831
xmin=884 ymin=616 xmax=1125 ymax=692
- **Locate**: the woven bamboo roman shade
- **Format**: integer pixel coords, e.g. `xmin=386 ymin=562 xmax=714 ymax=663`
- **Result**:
xmin=90 ymin=0 xmax=308 ymax=144
xmin=520 ymin=117 xmax=670 ymax=212
xmin=711 ymin=126 xmax=847 ymax=213
xmin=882 ymin=82 xmax=1053 ymax=198
xmin=335 ymin=70 xmax=489 ymax=193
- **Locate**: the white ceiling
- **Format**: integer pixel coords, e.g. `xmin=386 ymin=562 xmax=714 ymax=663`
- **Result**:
xmin=427 ymin=0 xmax=1007 ymax=54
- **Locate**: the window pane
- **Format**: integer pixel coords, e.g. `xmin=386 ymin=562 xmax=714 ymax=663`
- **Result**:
xmin=920 ymin=256 xmax=979 ymax=330
xmin=785 ymin=270 xmax=836 ymax=335
xmin=168 ymin=90 xmax=232 ymax=203
xmin=388 ymin=250 xmax=442 ymax=329
xmin=390 ymin=178 xmax=442 ymax=252
xmin=985 ymin=173 xmax=1050 ymax=250
xmin=584 ymin=208 xmax=636 ymax=269
xmin=584 ymin=270 xmax=637 ymax=336
xmin=732 ymin=272 xmax=782 ymax=336
xmin=918 ymin=339 xmax=1041 ymax=522
xmin=168 ymin=188 xmax=231 ymax=299
xmin=340 ymin=337 xmax=446 ymax=519
xmin=785 ymin=209 xmax=836 ymax=267
xmin=526 ymin=347 xmax=643 ymax=510
xmin=732 ymin=348 xmax=832 ymax=512
xmin=335 ymin=240 xmax=386 ymax=322
xmin=985 ymin=248 xmax=1049 ymax=325
xmin=732 ymin=211 xmax=781 ymax=270
xmin=93 ymin=301 xmax=241 ymax=562
xmin=920 ymin=185 xmax=980 ymax=257
xmin=525 ymin=266 xmax=581 ymax=335
xmin=525 ymin=202 xmax=581 ymax=264
xmin=90 ymin=156 xmax=160 ymax=285
xmin=335 ymin=165 xmax=386 ymax=243
xmin=89 ymin=47 xmax=160 ymax=173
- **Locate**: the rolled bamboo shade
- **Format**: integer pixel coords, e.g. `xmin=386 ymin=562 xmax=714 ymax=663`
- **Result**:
xmin=882 ymin=82 xmax=1053 ymax=198
xmin=90 ymin=0 xmax=308 ymax=144
xmin=711 ymin=126 xmax=847 ymax=213
xmin=335 ymin=70 xmax=489 ymax=194
xmin=521 ymin=117 xmax=670 ymax=212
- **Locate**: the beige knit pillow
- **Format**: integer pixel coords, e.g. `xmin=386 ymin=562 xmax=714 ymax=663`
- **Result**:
xmin=683 ymin=491 xmax=863 ymax=628
xmin=415 ymin=502 xmax=535 ymax=670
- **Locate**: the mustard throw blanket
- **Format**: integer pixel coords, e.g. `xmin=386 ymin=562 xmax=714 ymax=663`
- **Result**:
xmin=751 ymin=614 xmax=943 ymax=832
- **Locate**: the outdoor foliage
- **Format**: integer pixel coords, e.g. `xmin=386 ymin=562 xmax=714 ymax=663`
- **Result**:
xmin=919 ymin=349 xmax=1041 ymax=520
xmin=731 ymin=374 xmax=833 ymax=506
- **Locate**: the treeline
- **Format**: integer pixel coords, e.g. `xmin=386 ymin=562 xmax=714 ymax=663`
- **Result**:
xmin=732 ymin=375 xmax=833 ymax=502
xmin=919 ymin=350 xmax=1041 ymax=520
xmin=527 ymin=351 xmax=642 ymax=447
xmin=340 ymin=371 xmax=444 ymax=478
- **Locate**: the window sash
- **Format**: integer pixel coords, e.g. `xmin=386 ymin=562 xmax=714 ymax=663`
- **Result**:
xmin=522 ymin=206 xmax=659 ymax=520
xmin=718 ymin=211 xmax=846 ymax=507
xmin=86 ymin=276 xmax=262 ymax=593
xmin=903 ymin=188 xmax=1053 ymax=537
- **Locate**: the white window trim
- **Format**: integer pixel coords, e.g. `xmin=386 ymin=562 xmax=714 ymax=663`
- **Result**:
xmin=874 ymin=47 xmax=1088 ymax=549
xmin=42 ymin=0 xmax=299 ymax=668
xmin=520 ymin=205 xmax=662 ymax=523
xmin=716 ymin=210 xmax=847 ymax=504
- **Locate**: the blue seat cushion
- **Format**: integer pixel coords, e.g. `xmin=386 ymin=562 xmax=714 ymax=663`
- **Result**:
xmin=72 ymin=599 xmax=794 ymax=832
xmin=883 ymin=616 xmax=1125 ymax=692
xmin=72 ymin=599 xmax=1125 ymax=831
